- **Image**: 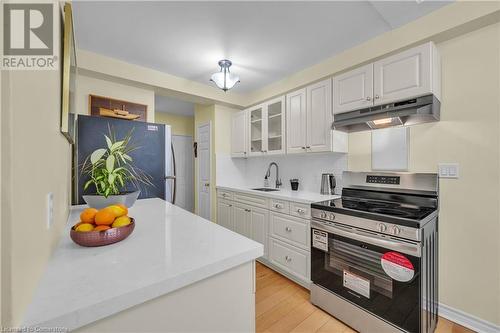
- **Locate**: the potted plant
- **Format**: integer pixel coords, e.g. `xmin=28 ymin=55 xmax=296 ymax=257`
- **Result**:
xmin=81 ymin=128 xmax=152 ymax=209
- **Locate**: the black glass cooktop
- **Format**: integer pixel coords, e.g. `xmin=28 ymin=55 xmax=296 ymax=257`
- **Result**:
xmin=312 ymin=197 xmax=435 ymax=222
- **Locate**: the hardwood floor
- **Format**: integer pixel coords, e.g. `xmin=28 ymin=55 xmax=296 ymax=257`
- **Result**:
xmin=255 ymin=262 xmax=474 ymax=333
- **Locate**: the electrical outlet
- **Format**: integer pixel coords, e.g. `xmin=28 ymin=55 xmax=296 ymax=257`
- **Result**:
xmin=47 ymin=192 xmax=54 ymax=229
xmin=438 ymin=163 xmax=459 ymax=179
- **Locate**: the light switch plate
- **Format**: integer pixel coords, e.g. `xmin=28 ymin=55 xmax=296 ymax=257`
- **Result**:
xmin=438 ymin=163 xmax=459 ymax=178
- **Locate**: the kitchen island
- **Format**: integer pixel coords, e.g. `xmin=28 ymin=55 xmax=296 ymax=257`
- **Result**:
xmin=22 ymin=198 xmax=263 ymax=332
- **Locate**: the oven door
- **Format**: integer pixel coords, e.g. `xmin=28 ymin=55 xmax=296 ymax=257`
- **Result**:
xmin=311 ymin=220 xmax=421 ymax=333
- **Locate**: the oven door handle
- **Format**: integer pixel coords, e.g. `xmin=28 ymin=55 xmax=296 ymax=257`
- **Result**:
xmin=311 ymin=220 xmax=421 ymax=257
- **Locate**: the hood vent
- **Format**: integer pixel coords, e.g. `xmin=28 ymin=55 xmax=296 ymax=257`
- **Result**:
xmin=332 ymin=94 xmax=440 ymax=132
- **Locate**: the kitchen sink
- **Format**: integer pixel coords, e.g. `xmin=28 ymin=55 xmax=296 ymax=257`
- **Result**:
xmin=252 ymin=188 xmax=280 ymax=192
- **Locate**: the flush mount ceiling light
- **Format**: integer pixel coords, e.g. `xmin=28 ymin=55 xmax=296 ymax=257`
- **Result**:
xmin=210 ymin=59 xmax=240 ymax=92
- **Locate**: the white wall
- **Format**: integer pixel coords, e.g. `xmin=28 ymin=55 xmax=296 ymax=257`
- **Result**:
xmin=217 ymin=153 xmax=347 ymax=194
xmin=76 ymin=74 xmax=155 ymax=122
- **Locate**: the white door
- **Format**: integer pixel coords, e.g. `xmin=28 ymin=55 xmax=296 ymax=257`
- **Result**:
xmin=231 ymin=110 xmax=247 ymax=158
xmin=232 ymin=203 xmax=249 ymax=237
xmin=286 ymin=89 xmax=307 ymax=154
xmin=249 ymin=206 xmax=268 ymax=258
xmin=217 ymin=200 xmax=233 ymax=231
xmin=197 ymin=123 xmax=211 ymax=220
xmin=333 ymin=63 xmax=374 ymax=114
xmin=306 ymin=79 xmax=333 ymax=153
xmin=172 ymin=135 xmax=194 ymax=212
xmin=373 ymin=42 xmax=432 ymax=105
xmin=265 ymin=96 xmax=285 ymax=155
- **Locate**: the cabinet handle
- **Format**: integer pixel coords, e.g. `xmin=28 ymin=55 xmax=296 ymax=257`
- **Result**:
xmin=245 ymin=209 xmax=251 ymax=212
xmin=228 ymin=204 xmax=232 ymax=207
xmin=297 ymin=208 xmax=305 ymax=214
xmin=366 ymin=96 xmax=372 ymax=101
xmin=301 ymin=147 xmax=306 ymax=150
xmin=222 ymin=193 xmax=227 ymax=197
xmin=285 ymin=227 xmax=292 ymax=232
xmin=375 ymin=94 xmax=380 ymax=99
xmin=274 ymin=203 xmax=283 ymax=209
xmin=285 ymin=256 xmax=292 ymax=262
xmin=306 ymin=146 xmax=311 ymax=149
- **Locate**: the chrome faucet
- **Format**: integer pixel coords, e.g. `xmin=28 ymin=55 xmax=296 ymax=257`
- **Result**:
xmin=265 ymin=162 xmax=282 ymax=189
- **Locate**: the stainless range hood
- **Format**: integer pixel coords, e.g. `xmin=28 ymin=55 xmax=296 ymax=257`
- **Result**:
xmin=332 ymin=94 xmax=440 ymax=132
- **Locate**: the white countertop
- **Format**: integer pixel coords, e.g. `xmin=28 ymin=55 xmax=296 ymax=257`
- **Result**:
xmin=216 ymin=185 xmax=340 ymax=204
xmin=22 ymin=198 xmax=263 ymax=330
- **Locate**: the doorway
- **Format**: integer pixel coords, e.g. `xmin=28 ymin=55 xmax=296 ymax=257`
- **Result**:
xmin=197 ymin=122 xmax=211 ymax=220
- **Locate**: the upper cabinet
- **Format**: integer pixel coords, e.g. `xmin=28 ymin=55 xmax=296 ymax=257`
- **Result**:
xmin=287 ymin=79 xmax=348 ymax=154
xmin=248 ymin=97 xmax=286 ymax=156
xmin=333 ymin=42 xmax=441 ymax=115
xmin=333 ymin=64 xmax=374 ymax=114
xmin=231 ymin=110 xmax=248 ymax=158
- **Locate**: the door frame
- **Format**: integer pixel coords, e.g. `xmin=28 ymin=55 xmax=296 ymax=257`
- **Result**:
xmin=196 ymin=121 xmax=212 ymax=220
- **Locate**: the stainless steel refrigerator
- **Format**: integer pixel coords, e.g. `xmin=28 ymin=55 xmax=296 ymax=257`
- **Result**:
xmin=74 ymin=115 xmax=176 ymax=205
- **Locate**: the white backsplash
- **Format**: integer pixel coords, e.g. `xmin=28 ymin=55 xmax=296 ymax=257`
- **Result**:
xmin=216 ymin=153 xmax=348 ymax=195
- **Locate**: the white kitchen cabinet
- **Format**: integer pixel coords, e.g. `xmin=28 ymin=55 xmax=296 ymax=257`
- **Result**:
xmin=217 ymin=200 xmax=233 ymax=231
xmin=333 ymin=64 xmax=374 ymax=114
xmin=287 ymin=79 xmax=347 ymax=154
xmin=373 ymin=42 xmax=439 ymax=105
xmin=286 ymin=89 xmax=307 ymax=154
xmin=247 ymin=97 xmax=285 ymax=157
xmin=249 ymin=206 xmax=269 ymax=258
xmin=232 ymin=203 xmax=251 ymax=238
xmin=332 ymin=42 xmax=440 ymax=114
xmin=230 ymin=110 xmax=247 ymax=158
xmin=306 ymin=79 xmax=333 ymax=153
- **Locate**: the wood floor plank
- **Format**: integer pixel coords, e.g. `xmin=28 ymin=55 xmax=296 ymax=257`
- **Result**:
xmin=289 ymin=308 xmax=331 ymax=333
xmin=255 ymin=262 xmax=473 ymax=333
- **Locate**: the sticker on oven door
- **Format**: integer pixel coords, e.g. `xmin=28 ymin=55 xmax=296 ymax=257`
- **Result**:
xmin=343 ymin=270 xmax=370 ymax=299
xmin=381 ymin=252 xmax=415 ymax=282
xmin=312 ymin=229 xmax=328 ymax=252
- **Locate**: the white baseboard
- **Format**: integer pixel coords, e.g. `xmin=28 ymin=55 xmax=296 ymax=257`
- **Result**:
xmin=439 ymin=302 xmax=500 ymax=333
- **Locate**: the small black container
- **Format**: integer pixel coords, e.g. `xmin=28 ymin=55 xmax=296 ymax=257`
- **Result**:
xmin=290 ymin=179 xmax=299 ymax=191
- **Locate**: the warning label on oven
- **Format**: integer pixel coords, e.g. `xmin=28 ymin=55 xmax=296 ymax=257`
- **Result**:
xmin=381 ymin=252 xmax=415 ymax=282
xmin=312 ymin=229 xmax=328 ymax=252
xmin=343 ymin=270 xmax=370 ymax=299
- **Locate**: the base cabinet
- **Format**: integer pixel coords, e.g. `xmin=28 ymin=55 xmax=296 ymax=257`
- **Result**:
xmin=216 ymin=189 xmax=311 ymax=287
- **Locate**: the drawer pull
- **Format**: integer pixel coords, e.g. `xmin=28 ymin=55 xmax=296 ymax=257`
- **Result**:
xmin=296 ymin=208 xmax=305 ymax=214
xmin=285 ymin=256 xmax=292 ymax=262
xmin=222 ymin=193 xmax=227 ymax=197
xmin=274 ymin=203 xmax=283 ymax=209
xmin=285 ymin=227 xmax=292 ymax=232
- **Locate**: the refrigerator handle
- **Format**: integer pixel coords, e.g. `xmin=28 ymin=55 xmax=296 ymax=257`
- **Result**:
xmin=171 ymin=142 xmax=177 ymax=204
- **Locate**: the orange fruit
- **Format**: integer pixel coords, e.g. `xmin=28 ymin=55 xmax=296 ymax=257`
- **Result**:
xmin=80 ymin=208 xmax=98 ymax=223
xmin=75 ymin=223 xmax=95 ymax=232
xmin=94 ymin=208 xmax=116 ymax=226
xmin=94 ymin=225 xmax=111 ymax=232
xmin=105 ymin=205 xmax=128 ymax=218
xmin=112 ymin=216 xmax=131 ymax=228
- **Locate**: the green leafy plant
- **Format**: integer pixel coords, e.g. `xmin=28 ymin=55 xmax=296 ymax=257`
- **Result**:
xmin=82 ymin=128 xmax=152 ymax=197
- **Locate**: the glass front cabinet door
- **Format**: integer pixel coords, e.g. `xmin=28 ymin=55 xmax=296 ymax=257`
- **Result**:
xmin=247 ymin=97 xmax=285 ymax=156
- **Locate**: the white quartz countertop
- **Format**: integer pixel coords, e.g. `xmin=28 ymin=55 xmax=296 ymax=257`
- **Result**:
xmin=22 ymin=198 xmax=263 ymax=330
xmin=216 ymin=185 xmax=340 ymax=204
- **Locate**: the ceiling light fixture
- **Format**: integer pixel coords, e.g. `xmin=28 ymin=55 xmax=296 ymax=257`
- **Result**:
xmin=210 ymin=59 xmax=240 ymax=92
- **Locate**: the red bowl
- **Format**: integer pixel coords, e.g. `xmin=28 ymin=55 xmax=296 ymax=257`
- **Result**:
xmin=70 ymin=218 xmax=135 ymax=247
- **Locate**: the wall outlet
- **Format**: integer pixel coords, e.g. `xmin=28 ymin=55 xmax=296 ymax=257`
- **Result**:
xmin=47 ymin=192 xmax=54 ymax=229
xmin=438 ymin=163 xmax=459 ymax=179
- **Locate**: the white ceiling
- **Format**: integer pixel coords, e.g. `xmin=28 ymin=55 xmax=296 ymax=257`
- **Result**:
xmin=155 ymin=94 xmax=195 ymax=116
xmin=73 ymin=1 xmax=451 ymax=94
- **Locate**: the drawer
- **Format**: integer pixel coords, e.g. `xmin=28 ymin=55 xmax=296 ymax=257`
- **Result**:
xmin=269 ymin=237 xmax=310 ymax=281
xmin=270 ymin=212 xmax=310 ymax=249
xmin=217 ymin=189 xmax=233 ymax=201
xmin=290 ymin=202 xmax=311 ymax=219
xmin=269 ymin=198 xmax=290 ymax=214
xmin=233 ymin=192 xmax=268 ymax=209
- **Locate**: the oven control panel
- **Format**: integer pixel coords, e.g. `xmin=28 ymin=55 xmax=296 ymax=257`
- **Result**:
xmin=366 ymin=175 xmax=400 ymax=185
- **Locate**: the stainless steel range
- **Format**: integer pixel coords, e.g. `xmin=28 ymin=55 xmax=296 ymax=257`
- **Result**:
xmin=310 ymin=171 xmax=439 ymax=333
